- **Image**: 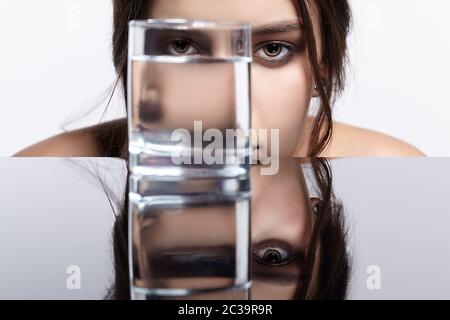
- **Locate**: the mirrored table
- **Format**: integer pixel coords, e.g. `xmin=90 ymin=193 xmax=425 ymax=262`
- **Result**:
xmin=0 ymin=158 xmax=449 ymax=300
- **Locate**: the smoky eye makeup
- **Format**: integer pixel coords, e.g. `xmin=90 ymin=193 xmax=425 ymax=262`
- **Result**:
xmin=252 ymin=31 xmax=307 ymax=67
xmin=252 ymin=239 xmax=297 ymax=267
xmin=251 ymin=240 xmax=304 ymax=286
xmin=144 ymin=30 xmax=212 ymax=56
xmin=165 ymin=38 xmax=199 ymax=55
xmin=253 ymin=41 xmax=300 ymax=67
xmin=148 ymin=246 xmax=236 ymax=278
xmin=251 ymin=20 xmax=306 ymax=67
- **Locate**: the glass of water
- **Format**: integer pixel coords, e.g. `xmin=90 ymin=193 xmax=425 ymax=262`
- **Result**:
xmin=128 ymin=19 xmax=252 ymax=178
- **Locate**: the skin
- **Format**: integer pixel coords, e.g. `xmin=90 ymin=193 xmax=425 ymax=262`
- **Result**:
xmin=131 ymin=62 xmax=238 ymax=131
xmin=14 ymin=0 xmax=425 ymax=157
xmin=250 ymin=158 xmax=313 ymax=299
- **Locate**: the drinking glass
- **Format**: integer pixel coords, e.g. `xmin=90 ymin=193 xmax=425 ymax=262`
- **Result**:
xmin=127 ymin=19 xmax=252 ymax=178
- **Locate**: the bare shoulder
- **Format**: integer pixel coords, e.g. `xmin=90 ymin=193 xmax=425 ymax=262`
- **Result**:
xmin=13 ymin=119 xmax=127 ymax=157
xmin=323 ymin=122 xmax=426 ymax=157
xmin=14 ymin=127 xmax=100 ymax=157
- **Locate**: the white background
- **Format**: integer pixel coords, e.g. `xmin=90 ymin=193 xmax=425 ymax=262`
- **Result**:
xmin=0 ymin=0 xmax=449 ymax=156
xmin=0 ymin=158 xmax=125 ymax=299
xmin=332 ymin=158 xmax=450 ymax=300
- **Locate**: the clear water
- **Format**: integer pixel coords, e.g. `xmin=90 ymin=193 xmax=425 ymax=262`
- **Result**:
xmin=129 ymin=189 xmax=251 ymax=300
xmin=128 ymin=56 xmax=251 ymax=178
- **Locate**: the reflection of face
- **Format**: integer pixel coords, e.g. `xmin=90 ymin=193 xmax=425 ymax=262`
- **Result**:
xmin=132 ymin=198 xmax=250 ymax=300
xmin=251 ymin=158 xmax=314 ymax=299
xmin=131 ymin=60 xmax=237 ymax=131
xmin=143 ymin=0 xmax=315 ymax=156
xmin=132 ymin=159 xmax=314 ymax=300
xmin=134 ymin=205 xmax=239 ymax=288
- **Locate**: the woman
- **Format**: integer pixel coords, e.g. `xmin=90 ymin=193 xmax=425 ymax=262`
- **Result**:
xmin=15 ymin=0 xmax=424 ymax=158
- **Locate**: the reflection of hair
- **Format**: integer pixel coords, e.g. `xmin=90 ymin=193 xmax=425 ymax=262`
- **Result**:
xmin=105 ymin=176 xmax=130 ymax=300
xmin=104 ymin=158 xmax=350 ymax=300
xmin=94 ymin=0 xmax=351 ymax=158
xmin=295 ymin=159 xmax=350 ymax=299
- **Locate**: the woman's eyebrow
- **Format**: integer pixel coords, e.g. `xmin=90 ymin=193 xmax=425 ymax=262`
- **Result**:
xmin=253 ymin=269 xmax=300 ymax=285
xmin=252 ymin=20 xmax=304 ymax=36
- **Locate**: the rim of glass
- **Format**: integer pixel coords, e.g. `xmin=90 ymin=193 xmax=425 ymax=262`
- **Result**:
xmin=129 ymin=18 xmax=252 ymax=30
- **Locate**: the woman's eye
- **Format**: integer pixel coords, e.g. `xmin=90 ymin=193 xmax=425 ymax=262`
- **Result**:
xmin=252 ymin=243 xmax=294 ymax=267
xmin=168 ymin=39 xmax=199 ymax=55
xmin=254 ymin=42 xmax=294 ymax=63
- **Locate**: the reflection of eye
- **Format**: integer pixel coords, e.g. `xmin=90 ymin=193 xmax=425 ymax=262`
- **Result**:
xmin=254 ymin=41 xmax=296 ymax=65
xmin=252 ymin=241 xmax=295 ymax=267
xmin=167 ymin=38 xmax=200 ymax=55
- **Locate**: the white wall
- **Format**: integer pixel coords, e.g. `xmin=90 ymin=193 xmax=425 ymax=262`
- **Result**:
xmin=1 ymin=0 xmax=449 ymax=156
xmin=334 ymin=0 xmax=450 ymax=156
xmin=0 ymin=0 xmax=120 ymax=156
xmin=332 ymin=158 xmax=450 ymax=299
xmin=0 ymin=158 xmax=126 ymax=299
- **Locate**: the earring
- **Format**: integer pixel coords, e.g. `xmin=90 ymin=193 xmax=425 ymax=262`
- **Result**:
xmin=312 ymin=201 xmax=321 ymax=215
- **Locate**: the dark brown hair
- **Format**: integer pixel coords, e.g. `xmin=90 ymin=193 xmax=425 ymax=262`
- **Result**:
xmin=90 ymin=0 xmax=351 ymax=158
xmin=294 ymin=0 xmax=351 ymax=156
xmin=296 ymin=158 xmax=350 ymax=299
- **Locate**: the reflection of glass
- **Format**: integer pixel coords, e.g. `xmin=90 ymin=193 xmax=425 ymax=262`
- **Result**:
xmin=115 ymin=158 xmax=350 ymax=300
xmin=129 ymin=176 xmax=251 ymax=300
xmin=128 ymin=19 xmax=252 ymax=178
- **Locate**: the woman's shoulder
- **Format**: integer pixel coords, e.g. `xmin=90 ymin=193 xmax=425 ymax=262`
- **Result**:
xmin=14 ymin=117 xmax=425 ymax=158
xmin=14 ymin=118 xmax=127 ymax=157
xmin=324 ymin=121 xmax=425 ymax=157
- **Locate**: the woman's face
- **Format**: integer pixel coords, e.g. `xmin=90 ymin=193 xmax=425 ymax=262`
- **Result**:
xmin=250 ymin=158 xmax=314 ymax=299
xmin=148 ymin=0 xmax=316 ymax=156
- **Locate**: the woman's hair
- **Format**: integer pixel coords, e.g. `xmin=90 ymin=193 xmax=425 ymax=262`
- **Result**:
xmin=105 ymin=158 xmax=351 ymax=300
xmin=95 ymin=0 xmax=351 ymax=158
xmin=295 ymin=158 xmax=350 ymax=299
xmin=294 ymin=1 xmax=352 ymax=156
